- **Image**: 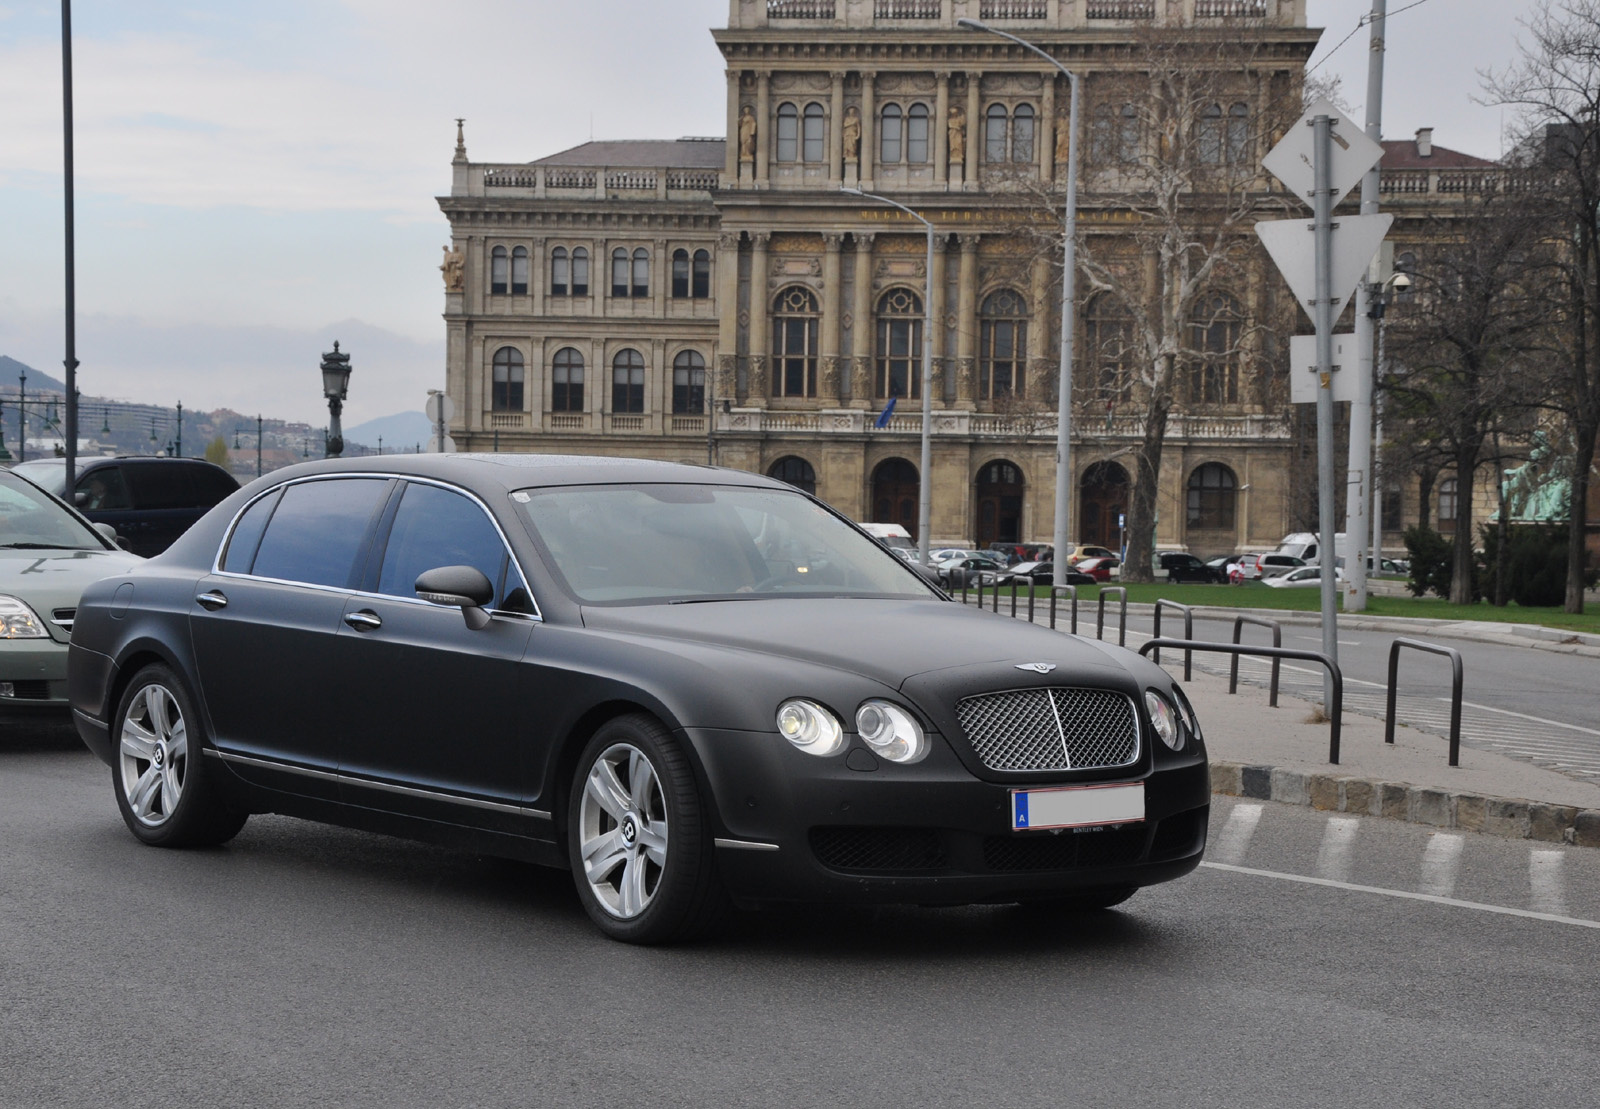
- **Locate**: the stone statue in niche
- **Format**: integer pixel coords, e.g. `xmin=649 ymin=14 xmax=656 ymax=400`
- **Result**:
xmin=842 ymin=106 xmax=862 ymax=163
xmin=1055 ymin=117 xmax=1071 ymax=164
xmin=947 ymin=104 xmax=966 ymax=164
xmin=739 ymin=106 xmax=757 ymax=161
xmin=439 ymin=244 xmax=465 ymax=292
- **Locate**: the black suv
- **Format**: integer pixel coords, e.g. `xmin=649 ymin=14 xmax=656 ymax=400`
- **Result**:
xmin=10 ymin=457 xmax=239 ymax=557
xmin=1159 ymin=552 xmax=1222 ymax=584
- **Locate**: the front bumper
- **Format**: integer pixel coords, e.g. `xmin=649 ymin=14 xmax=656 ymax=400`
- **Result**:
xmin=0 ymin=639 xmax=69 ymax=711
xmin=686 ymin=726 xmax=1210 ymax=907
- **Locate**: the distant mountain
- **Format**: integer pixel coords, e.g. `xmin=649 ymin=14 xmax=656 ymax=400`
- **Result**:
xmin=345 ymin=411 xmax=433 ymax=451
xmin=0 ymin=356 xmax=66 ymax=394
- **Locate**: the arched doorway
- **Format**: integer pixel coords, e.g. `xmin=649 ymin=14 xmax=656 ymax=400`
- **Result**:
xmin=974 ymin=460 xmax=1024 ymax=550
xmin=870 ymin=458 xmax=920 ymax=540
xmin=1080 ymin=461 xmax=1130 ymax=550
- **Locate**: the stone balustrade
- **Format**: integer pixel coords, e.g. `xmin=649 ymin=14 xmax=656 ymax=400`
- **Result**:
xmin=740 ymin=0 xmax=1301 ymax=28
xmin=473 ymin=164 xmax=716 ymax=200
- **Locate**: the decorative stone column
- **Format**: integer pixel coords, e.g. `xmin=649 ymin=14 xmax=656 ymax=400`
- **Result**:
xmin=755 ymin=72 xmax=771 ymax=189
xmin=829 ymin=71 xmax=846 ymax=188
xmin=956 ymin=234 xmax=980 ymax=407
xmin=652 ymin=237 xmax=668 ymax=317
xmin=964 ymin=72 xmax=982 ymax=192
xmin=1030 ymin=253 xmax=1053 ymax=404
xmin=851 ymin=232 xmax=875 ymax=408
xmin=934 ymin=71 xmax=951 ymax=193
xmin=724 ymin=70 xmax=741 ymax=187
xmin=716 ymin=233 xmax=742 ymax=401
xmin=860 ymin=71 xmax=877 ymax=191
xmin=821 ymin=233 xmax=844 ymax=403
xmin=929 ymin=235 xmax=949 ymax=406
xmin=749 ymin=232 xmax=772 ymax=401
xmin=1039 ymin=74 xmax=1056 ymax=185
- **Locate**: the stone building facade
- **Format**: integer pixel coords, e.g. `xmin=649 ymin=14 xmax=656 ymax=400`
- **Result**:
xmin=436 ymin=0 xmax=1472 ymax=555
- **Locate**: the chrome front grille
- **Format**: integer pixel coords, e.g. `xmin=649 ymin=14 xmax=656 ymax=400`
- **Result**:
xmin=955 ymin=687 xmax=1139 ymax=772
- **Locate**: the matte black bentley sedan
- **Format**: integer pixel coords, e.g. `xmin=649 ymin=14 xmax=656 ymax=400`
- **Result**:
xmin=68 ymin=455 xmax=1209 ymax=943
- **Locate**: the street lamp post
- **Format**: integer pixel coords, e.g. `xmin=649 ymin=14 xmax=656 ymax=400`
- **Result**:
xmin=957 ymin=18 xmax=1078 ymax=571
xmin=1366 ymin=270 xmax=1410 ymax=567
xmin=841 ymin=186 xmax=937 ymax=567
xmin=320 ymin=341 xmax=352 ymax=458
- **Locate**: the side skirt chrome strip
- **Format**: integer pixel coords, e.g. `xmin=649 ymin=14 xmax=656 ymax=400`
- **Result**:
xmin=210 ymin=749 xmax=552 ymax=820
xmin=714 ymin=838 xmax=780 ymax=852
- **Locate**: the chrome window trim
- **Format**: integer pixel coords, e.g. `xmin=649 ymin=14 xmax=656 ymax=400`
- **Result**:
xmin=209 ymin=749 xmax=552 ymax=820
xmin=210 ymin=471 xmax=543 ymax=622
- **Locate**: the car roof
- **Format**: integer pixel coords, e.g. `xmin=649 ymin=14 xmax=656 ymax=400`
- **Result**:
xmin=247 ymin=454 xmax=785 ymax=495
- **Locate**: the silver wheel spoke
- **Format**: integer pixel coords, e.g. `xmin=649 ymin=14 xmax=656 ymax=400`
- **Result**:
xmin=145 ymin=688 xmax=172 ymax=740
xmin=129 ymin=765 xmax=162 ymax=819
xmin=119 ymin=722 xmax=157 ymax=762
xmin=619 ymin=854 xmax=650 ymax=917
xmin=167 ymin=721 xmax=188 ymax=764
xmin=585 ymin=760 xmax=631 ymax=822
xmin=637 ymin=821 xmax=668 ymax=867
xmin=161 ymin=763 xmax=182 ymax=814
xmin=627 ymin=751 xmax=655 ymax=811
xmin=582 ymin=828 xmax=628 ymax=882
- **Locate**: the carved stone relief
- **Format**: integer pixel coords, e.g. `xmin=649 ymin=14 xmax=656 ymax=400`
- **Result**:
xmin=769 ymin=233 xmax=819 ymax=253
xmin=775 ymin=257 xmax=824 ymax=278
xmin=821 ymin=356 xmax=841 ymax=399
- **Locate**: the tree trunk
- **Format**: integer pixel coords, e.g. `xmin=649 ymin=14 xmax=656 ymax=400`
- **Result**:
xmin=1417 ymin=467 xmax=1436 ymax=532
xmin=1450 ymin=445 xmax=1477 ymax=606
xmin=1494 ymin=448 xmax=1509 ymax=608
xmin=1123 ymin=384 xmax=1174 ymax=583
xmin=1567 ymin=419 xmax=1596 ymax=614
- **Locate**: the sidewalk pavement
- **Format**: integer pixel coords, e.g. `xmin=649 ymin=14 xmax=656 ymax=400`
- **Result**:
xmin=1180 ymin=661 xmax=1600 ymax=848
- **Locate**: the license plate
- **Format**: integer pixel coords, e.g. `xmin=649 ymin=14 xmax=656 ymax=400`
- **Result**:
xmin=1011 ymin=783 xmax=1145 ymax=832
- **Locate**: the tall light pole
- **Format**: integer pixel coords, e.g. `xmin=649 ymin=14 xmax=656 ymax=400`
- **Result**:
xmin=320 ymin=342 xmax=352 ymax=458
xmin=958 ymin=18 xmax=1079 ymax=569
xmin=61 ymin=0 xmax=79 ymax=490
xmin=842 ymin=186 xmax=937 ymax=567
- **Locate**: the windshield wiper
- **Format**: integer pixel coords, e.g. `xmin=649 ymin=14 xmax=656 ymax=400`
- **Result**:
xmin=0 ymin=543 xmax=96 ymax=550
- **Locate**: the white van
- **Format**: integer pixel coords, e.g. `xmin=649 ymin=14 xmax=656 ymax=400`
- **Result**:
xmin=1276 ymin=532 xmax=1347 ymax=566
xmin=858 ymin=522 xmax=916 ymax=551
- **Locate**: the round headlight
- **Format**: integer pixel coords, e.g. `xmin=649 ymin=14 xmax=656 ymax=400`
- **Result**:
xmin=1171 ymin=684 xmax=1202 ymax=745
xmin=855 ymin=700 xmax=928 ymax=764
xmin=776 ymin=699 xmax=845 ymax=756
xmin=1144 ymin=689 xmax=1183 ymax=752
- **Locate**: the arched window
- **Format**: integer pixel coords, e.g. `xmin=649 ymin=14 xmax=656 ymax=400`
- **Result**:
xmin=1187 ymin=463 xmax=1237 ymax=530
xmin=1188 ymin=292 xmax=1242 ymax=405
xmin=875 ymin=289 xmax=923 ymax=400
xmin=1091 ymin=103 xmax=1118 ymax=164
xmin=672 ymin=249 xmax=690 ymax=298
xmin=491 ymin=246 xmax=509 ymax=295
xmin=551 ymin=247 xmax=570 ymax=296
xmin=1118 ymin=103 xmax=1140 ymax=162
xmin=672 ymin=350 xmax=706 ymax=414
xmin=611 ymin=248 xmax=629 ymax=297
xmin=612 ymin=349 xmax=645 ymax=414
xmin=1012 ymin=104 xmax=1035 ymax=163
xmin=1198 ymin=103 xmax=1225 ymax=165
xmin=881 ymin=103 xmax=903 ymax=163
xmin=768 ymin=456 xmax=817 ymax=495
xmin=906 ymin=103 xmax=930 ymax=164
xmin=1085 ymin=293 xmax=1133 ymax=405
xmin=632 ymin=248 xmax=650 ymax=298
xmin=571 ymin=247 xmax=590 ymax=296
xmin=985 ymin=104 xmax=1009 ymax=163
xmin=692 ymin=249 xmax=711 ymax=298
xmin=979 ymin=289 xmax=1029 ymax=400
xmin=509 ymin=246 xmax=528 ymax=295
xmin=776 ymin=102 xmax=799 ymax=162
xmin=771 ymin=286 xmax=820 ymax=398
xmin=492 ymin=347 xmax=524 ymax=411
xmin=1438 ymin=477 xmax=1459 ymax=533
xmin=552 ymin=347 xmax=584 ymax=412
xmin=803 ymin=103 xmax=825 ymax=163
xmin=1226 ymin=102 xmax=1250 ymax=164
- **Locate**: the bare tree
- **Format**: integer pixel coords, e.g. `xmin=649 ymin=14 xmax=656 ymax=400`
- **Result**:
xmin=1485 ymin=0 xmax=1600 ymax=612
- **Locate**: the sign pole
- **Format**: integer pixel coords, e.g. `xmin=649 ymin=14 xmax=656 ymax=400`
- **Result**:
xmin=1313 ymin=114 xmax=1339 ymax=711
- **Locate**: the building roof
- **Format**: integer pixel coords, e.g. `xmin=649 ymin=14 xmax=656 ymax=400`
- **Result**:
xmin=1380 ymin=140 xmax=1496 ymax=170
xmin=530 ymin=139 xmax=726 ymax=169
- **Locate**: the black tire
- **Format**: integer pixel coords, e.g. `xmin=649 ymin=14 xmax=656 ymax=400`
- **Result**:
xmin=112 ymin=664 xmax=247 ymax=848
xmin=1017 ymin=886 xmax=1138 ymax=913
xmin=566 ymin=714 xmax=727 ymax=944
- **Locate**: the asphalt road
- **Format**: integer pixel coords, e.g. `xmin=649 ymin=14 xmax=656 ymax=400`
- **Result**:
xmin=4 ymin=742 xmax=1598 ymax=1108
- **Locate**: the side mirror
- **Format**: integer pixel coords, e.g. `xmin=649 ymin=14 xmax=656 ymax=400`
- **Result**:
xmin=415 ymin=565 xmax=495 ymax=630
xmin=92 ymin=522 xmax=130 ymax=550
xmin=75 ymin=490 xmax=91 ymax=507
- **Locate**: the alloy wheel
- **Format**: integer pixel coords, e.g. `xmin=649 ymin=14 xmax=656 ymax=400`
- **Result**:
xmin=577 ymin=742 xmax=669 ymax=919
xmin=118 ymin=683 xmax=188 ymax=827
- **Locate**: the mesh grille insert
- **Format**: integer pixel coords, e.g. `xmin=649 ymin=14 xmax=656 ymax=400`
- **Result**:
xmin=809 ymin=827 xmax=949 ymax=873
xmin=956 ymin=687 xmax=1138 ymax=772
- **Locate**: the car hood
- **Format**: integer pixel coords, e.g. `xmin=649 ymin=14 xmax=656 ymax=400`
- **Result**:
xmin=579 ymin=597 xmax=1130 ymax=691
xmin=0 ymin=548 xmax=144 ymax=643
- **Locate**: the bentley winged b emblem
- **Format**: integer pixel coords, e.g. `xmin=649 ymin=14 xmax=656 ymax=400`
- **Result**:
xmin=1015 ymin=663 xmax=1057 ymax=674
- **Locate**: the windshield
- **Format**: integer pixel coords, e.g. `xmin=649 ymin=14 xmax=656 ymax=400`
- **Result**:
xmin=0 ymin=471 xmax=107 ymax=551
xmin=513 ymin=483 xmax=935 ymax=605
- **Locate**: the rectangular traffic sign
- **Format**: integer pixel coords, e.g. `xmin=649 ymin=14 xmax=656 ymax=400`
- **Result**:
xmin=1289 ymin=333 xmax=1360 ymax=403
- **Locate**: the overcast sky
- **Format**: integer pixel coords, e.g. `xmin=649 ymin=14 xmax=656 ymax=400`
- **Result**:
xmin=0 ymin=0 xmax=1533 ymax=425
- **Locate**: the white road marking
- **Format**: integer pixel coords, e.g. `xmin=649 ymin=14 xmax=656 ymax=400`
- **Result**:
xmin=1292 ymin=635 xmax=1362 ymax=647
xmin=1213 ymin=803 xmax=1263 ymax=865
xmin=1316 ymin=816 xmax=1360 ymax=882
xmin=1444 ymin=699 xmax=1600 ymax=738
xmin=1200 ymin=862 xmax=1600 ymax=930
xmin=1420 ymin=834 xmax=1464 ymax=898
xmin=1530 ymin=849 xmax=1569 ymax=916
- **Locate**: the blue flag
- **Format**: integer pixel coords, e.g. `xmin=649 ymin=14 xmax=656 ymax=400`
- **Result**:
xmin=873 ymin=395 xmax=897 ymax=429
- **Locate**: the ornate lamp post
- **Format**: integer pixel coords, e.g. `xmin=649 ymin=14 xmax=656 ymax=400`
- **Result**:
xmin=320 ymin=341 xmax=352 ymax=458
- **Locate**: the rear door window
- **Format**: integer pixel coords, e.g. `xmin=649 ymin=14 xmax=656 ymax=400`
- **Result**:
xmin=190 ymin=464 xmax=240 ymax=506
xmin=250 ymin=478 xmax=391 ymax=589
xmin=123 ymin=462 xmax=196 ymax=510
xmin=74 ymin=466 xmax=132 ymax=511
xmin=374 ymin=482 xmax=529 ymax=611
xmin=221 ymin=489 xmax=282 ymax=574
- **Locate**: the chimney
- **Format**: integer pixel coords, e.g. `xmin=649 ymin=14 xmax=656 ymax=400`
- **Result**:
xmin=1415 ymin=128 xmax=1433 ymax=158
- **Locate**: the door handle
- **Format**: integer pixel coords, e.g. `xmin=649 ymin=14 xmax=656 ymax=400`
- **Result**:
xmin=343 ymin=610 xmax=383 ymax=631
xmin=196 ymin=591 xmax=228 ymax=611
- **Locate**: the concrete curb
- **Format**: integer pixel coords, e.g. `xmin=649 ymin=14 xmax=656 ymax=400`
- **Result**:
xmin=1210 ymin=760 xmax=1600 ymax=848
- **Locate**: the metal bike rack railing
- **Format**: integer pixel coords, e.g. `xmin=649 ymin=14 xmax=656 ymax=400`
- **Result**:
xmin=1384 ymin=637 xmax=1466 ymax=767
xmin=1048 ymin=585 xmax=1079 ymax=633
xmin=1096 ymin=586 xmax=1127 ymax=646
xmin=1151 ymin=599 xmax=1194 ymax=679
xmin=1229 ymin=614 xmax=1283 ymax=707
xmin=1008 ymin=578 xmax=1021 ymax=618
xmin=1140 ymin=639 xmax=1345 ymax=764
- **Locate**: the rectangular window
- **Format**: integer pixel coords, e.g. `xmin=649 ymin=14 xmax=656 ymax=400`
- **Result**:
xmin=632 ymin=253 xmax=649 ymax=298
xmin=572 ymin=251 xmax=589 ymax=296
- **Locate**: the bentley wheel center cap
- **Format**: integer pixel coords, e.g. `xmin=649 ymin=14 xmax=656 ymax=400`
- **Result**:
xmin=152 ymin=745 xmax=164 ymax=766
xmin=621 ymin=815 xmax=638 ymax=847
